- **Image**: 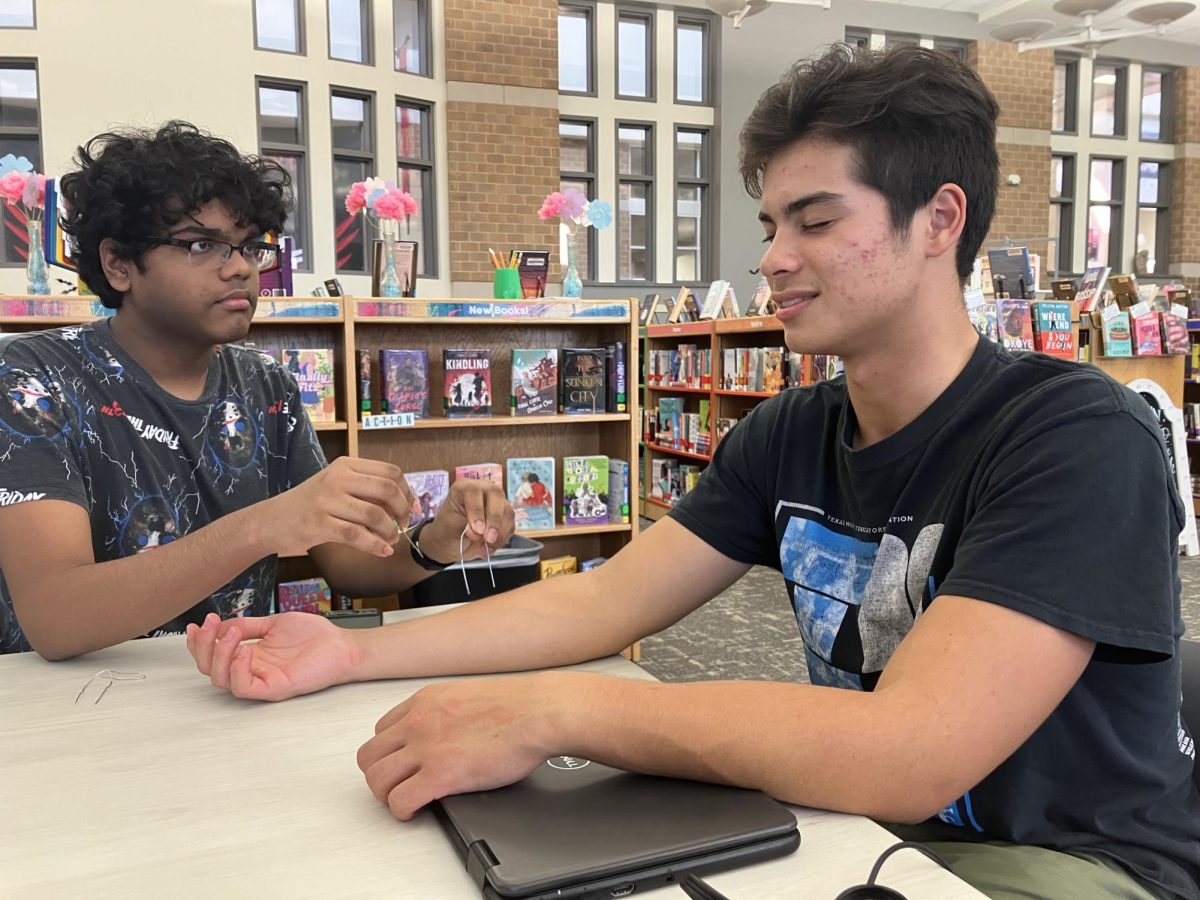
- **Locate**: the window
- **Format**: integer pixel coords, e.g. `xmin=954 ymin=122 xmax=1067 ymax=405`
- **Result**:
xmin=331 ymin=90 xmax=374 ymax=274
xmin=1086 ymin=157 xmax=1123 ymax=269
xmin=1136 ymin=161 xmax=1170 ymax=276
xmin=0 ymin=0 xmax=34 ymax=27
xmin=617 ymin=124 xmax=653 ymax=282
xmin=1052 ymin=56 xmax=1078 ymax=133
xmin=329 ymin=0 xmax=371 ymax=64
xmin=1049 ymin=155 xmax=1074 ymax=275
xmin=674 ymin=128 xmax=709 ymax=283
xmin=844 ymin=30 xmax=869 ymax=49
xmin=254 ymin=0 xmax=302 ymax=53
xmin=617 ymin=9 xmax=652 ymax=100
xmin=393 ymin=0 xmax=429 ymax=76
xmin=675 ymin=18 xmax=708 ymax=104
xmin=1091 ymin=63 xmax=1127 ymax=137
xmin=396 ymin=98 xmax=436 ymax=276
xmin=560 ymin=119 xmax=596 ymax=280
xmin=558 ymin=4 xmax=593 ymax=94
xmin=257 ymin=80 xmax=311 ymax=272
xmin=0 ymin=60 xmax=41 ymax=266
xmin=1141 ymin=68 xmax=1172 ymax=142
xmin=932 ymin=39 xmax=966 ymax=60
xmin=883 ymin=32 xmax=919 ymax=48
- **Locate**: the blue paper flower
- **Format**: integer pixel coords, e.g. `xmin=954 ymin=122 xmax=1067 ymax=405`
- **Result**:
xmin=0 ymin=154 xmax=34 ymax=176
xmin=586 ymin=199 xmax=612 ymax=230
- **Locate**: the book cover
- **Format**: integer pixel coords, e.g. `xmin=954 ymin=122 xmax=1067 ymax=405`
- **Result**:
xmin=1109 ymin=274 xmax=1139 ymax=311
xmin=1161 ymin=313 xmax=1190 ymax=356
xmin=444 ymin=348 xmax=492 ymax=417
xmin=603 ymin=342 xmax=628 ymax=413
xmin=513 ymin=249 xmax=551 ymax=299
xmin=581 ymin=557 xmax=606 ymax=570
xmin=667 ymin=287 xmax=699 ymax=323
xmin=404 ymin=469 xmax=450 ymax=527
xmin=455 ymin=462 xmax=504 ymax=490
xmin=379 ymin=349 xmax=429 ymax=418
xmin=507 ymin=456 xmax=556 ymax=531
xmin=749 ymin=275 xmax=775 ymax=316
xmin=539 ymin=555 xmax=578 ymax=579
xmin=1102 ymin=311 xmax=1133 ymax=357
xmin=763 ymin=349 xmax=785 ymax=392
xmin=356 ymin=348 xmax=372 ymax=418
xmin=1075 ymin=266 xmax=1111 ymax=313
xmin=511 ymin=348 xmax=559 ymax=417
xmin=1050 ymin=279 xmax=1077 ymax=301
xmin=560 ymin=348 xmax=607 ymax=414
xmin=995 ymin=299 xmax=1034 ymax=352
xmin=562 ymin=454 xmax=609 ymax=526
xmin=1031 ymin=301 xmax=1075 ymax=360
xmin=968 ymin=303 xmax=997 ymax=341
xmin=638 ymin=293 xmax=659 ymax=326
xmin=607 ymin=458 xmax=630 ymax=524
xmin=284 ymin=348 xmax=337 ymax=423
xmin=698 ymin=280 xmax=730 ymax=320
xmin=1133 ymin=313 xmax=1163 ymax=356
xmin=277 ymin=578 xmax=331 ymax=615
xmin=987 ymin=246 xmax=1035 ymax=298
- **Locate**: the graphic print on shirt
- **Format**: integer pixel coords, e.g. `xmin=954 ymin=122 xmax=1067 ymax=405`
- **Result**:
xmin=118 ymin=495 xmax=180 ymax=555
xmin=77 ymin=329 xmax=127 ymax=383
xmin=198 ymin=394 xmax=269 ymax=494
xmin=0 ymin=366 xmax=83 ymax=443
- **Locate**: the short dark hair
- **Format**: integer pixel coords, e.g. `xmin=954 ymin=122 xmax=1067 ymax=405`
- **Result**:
xmin=59 ymin=121 xmax=291 ymax=308
xmin=738 ymin=45 xmax=999 ymax=283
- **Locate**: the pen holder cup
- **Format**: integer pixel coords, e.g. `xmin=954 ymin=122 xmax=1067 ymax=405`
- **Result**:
xmin=493 ymin=268 xmax=522 ymax=300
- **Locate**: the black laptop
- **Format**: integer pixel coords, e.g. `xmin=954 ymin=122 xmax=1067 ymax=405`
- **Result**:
xmin=433 ymin=756 xmax=801 ymax=900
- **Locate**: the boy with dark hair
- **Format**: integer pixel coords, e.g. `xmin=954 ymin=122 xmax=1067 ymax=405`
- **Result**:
xmin=0 ymin=121 xmax=512 ymax=659
xmin=190 ymin=50 xmax=1198 ymax=899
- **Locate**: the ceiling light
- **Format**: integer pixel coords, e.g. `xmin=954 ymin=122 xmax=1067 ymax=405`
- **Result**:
xmin=1005 ymin=0 xmax=1194 ymax=56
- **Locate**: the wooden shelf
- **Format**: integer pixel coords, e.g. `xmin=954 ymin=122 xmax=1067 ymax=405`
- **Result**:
xmin=645 ymin=442 xmax=711 ymax=462
xmin=646 ymin=321 xmax=711 ymax=338
xmin=714 ymin=389 xmax=778 ymax=398
xmin=253 ymin=315 xmax=344 ymax=325
xmin=520 ymin=523 xmax=633 ymax=539
xmin=0 ymin=315 xmax=97 ymax=326
xmin=356 ymin=413 xmax=629 ymax=431
xmin=640 ymin=498 xmax=671 ymax=521
xmin=645 ymin=384 xmax=711 ymax=394
xmin=644 ymin=496 xmax=673 ymax=511
xmin=713 ymin=315 xmax=782 ymax=334
xmin=312 ymin=421 xmax=349 ymax=432
xmin=355 ymin=316 xmax=629 ymax=326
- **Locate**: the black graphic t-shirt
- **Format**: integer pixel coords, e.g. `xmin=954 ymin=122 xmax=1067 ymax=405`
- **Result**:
xmin=672 ymin=337 xmax=1200 ymax=899
xmin=0 ymin=319 xmax=326 ymax=654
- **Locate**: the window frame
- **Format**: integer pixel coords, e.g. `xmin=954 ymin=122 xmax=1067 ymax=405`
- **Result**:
xmin=1053 ymin=54 xmax=1079 ymax=135
xmin=674 ymin=15 xmax=710 ymax=106
xmin=615 ymin=119 xmax=655 ymax=284
xmin=256 ymin=77 xmax=313 ymax=273
xmin=615 ymin=6 xmax=655 ymax=102
xmin=395 ymin=95 xmax=438 ymax=277
xmin=1140 ymin=67 xmax=1173 ymax=144
xmin=559 ymin=116 xmax=598 ymax=282
xmin=393 ymin=0 xmax=432 ymax=78
xmin=673 ymin=125 xmax=711 ymax=286
xmin=328 ymin=0 xmax=373 ymax=66
xmin=252 ymin=0 xmax=305 ymax=55
xmin=1049 ymin=153 xmax=1075 ymax=276
xmin=1136 ymin=158 xmax=1171 ymax=277
xmin=1089 ymin=60 xmax=1128 ymax=139
xmin=558 ymin=2 xmax=597 ymax=97
xmin=1085 ymin=154 xmax=1124 ymax=271
xmin=330 ymin=87 xmax=376 ymax=275
xmin=0 ymin=57 xmax=42 ymax=268
xmin=0 ymin=0 xmax=36 ymax=28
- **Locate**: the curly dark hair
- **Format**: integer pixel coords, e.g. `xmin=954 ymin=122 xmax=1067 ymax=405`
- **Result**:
xmin=59 ymin=121 xmax=291 ymax=309
xmin=738 ymin=45 xmax=999 ymax=284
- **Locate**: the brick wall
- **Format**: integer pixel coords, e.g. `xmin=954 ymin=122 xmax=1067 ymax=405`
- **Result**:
xmin=1175 ymin=67 xmax=1200 ymax=145
xmin=968 ymin=42 xmax=1053 ymax=132
xmin=446 ymin=102 xmax=560 ymax=283
xmin=1171 ymin=70 xmax=1200 ymax=280
xmin=988 ymin=143 xmax=1052 ymax=248
xmin=444 ymin=0 xmax=557 ymax=89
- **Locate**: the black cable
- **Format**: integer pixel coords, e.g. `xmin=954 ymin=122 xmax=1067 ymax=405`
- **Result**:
xmin=680 ymin=872 xmax=733 ymax=900
xmin=865 ymin=841 xmax=954 ymax=886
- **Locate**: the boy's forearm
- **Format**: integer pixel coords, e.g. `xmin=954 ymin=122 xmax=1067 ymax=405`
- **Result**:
xmin=19 ymin=505 xmax=272 ymax=660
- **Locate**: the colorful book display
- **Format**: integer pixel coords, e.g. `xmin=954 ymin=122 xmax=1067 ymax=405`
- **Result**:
xmin=562 ymin=455 xmax=609 ymax=526
xmin=379 ymin=349 xmax=430 ymax=418
xmin=560 ymin=348 xmax=607 ymax=414
xmin=277 ymin=578 xmax=332 ymax=614
xmin=443 ymin=349 xmax=492 ymax=417
xmin=1031 ymin=301 xmax=1074 ymax=360
xmin=507 ymin=456 xmax=556 ymax=531
xmin=284 ymin=348 xmax=336 ymax=422
xmin=995 ymin=299 xmax=1034 ymax=352
xmin=511 ymin=349 xmax=559 ymax=416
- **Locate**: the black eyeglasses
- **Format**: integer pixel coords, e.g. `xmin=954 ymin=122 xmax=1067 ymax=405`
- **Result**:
xmin=145 ymin=236 xmax=280 ymax=272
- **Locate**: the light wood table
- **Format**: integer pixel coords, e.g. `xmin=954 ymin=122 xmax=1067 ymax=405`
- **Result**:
xmin=0 ymin=610 xmax=985 ymax=899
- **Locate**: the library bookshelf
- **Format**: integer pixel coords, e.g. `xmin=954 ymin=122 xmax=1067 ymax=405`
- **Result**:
xmin=0 ymin=295 xmax=641 ymax=614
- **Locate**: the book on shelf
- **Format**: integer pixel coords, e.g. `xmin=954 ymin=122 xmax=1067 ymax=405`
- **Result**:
xmin=443 ymin=348 xmax=492 ymax=417
xmin=1049 ymin=279 xmax=1077 ymax=301
xmin=968 ymin=303 xmax=997 ymax=342
xmin=540 ymin=555 xmax=578 ymax=579
xmin=1075 ymin=266 xmax=1111 ymax=313
xmin=638 ymin=294 xmax=659 ymax=326
xmin=607 ymin=458 xmax=630 ymax=524
xmin=995 ymin=299 xmax=1034 ymax=352
xmin=277 ymin=578 xmax=332 ymax=614
xmin=455 ymin=462 xmax=504 ymax=490
xmin=511 ymin=349 xmax=559 ymax=416
xmin=1108 ymin=274 xmax=1139 ymax=312
xmin=1161 ymin=312 xmax=1190 ymax=356
xmin=1165 ymin=286 xmax=1198 ymax=320
xmin=507 ymin=456 xmax=556 ymax=531
xmin=1101 ymin=308 xmax=1133 ymax=357
xmin=581 ymin=557 xmax=607 ymax=570
xmin=667 ymin=287 xmax=701 ymax=324
xmin=1133 ymin=310 xmax=1163 ymax=356
xmin=513 ymin=249 xmax=550 ymax=299
xmin=283 ymin=348 xmax=336 ymax=423
xmin=259 ymin=235 xmax=294 ymax=296
xmin=1031 ymin=301 xmax=1074 ymax=360
xmin=560 ymin=348 xmax=607 ymax=414
xmin=562 ymin=455 xmax=610 ymax=526
xmin=698 ymin=280 xmax=733 ymax=320
xmin=379 ymin=349 xmax=430 ymax=418
xmin=356 ymin=349 xmax=372 ymax=418
xmin=987 ymin=246 xmax=1035 ymax=298
xmin=748 ymin=275 xmax=775 ymax=316
xmin=604 ymin=341 xmax=627 ymax=413
xmin=404 ymin=469 xmax=450 ymax=527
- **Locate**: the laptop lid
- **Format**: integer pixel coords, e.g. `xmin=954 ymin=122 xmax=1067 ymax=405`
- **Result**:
xmin=434 ymin=756 xmax=800 ymax=900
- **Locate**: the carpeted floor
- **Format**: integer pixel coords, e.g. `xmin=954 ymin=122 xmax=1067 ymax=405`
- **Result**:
xmin=635 ymin=518 xmax=1200 ymax=685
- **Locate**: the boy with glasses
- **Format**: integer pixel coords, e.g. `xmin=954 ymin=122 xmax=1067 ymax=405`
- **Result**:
xmin=0 ymin=121 xmax=513 ymax=658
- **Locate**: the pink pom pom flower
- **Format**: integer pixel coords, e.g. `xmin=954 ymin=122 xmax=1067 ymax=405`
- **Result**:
xmin=345 ymin=181 xmax=367 ymax=215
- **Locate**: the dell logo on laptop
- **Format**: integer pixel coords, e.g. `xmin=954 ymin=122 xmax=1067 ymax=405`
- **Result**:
xmin=547 ymin=756 xmax=590 ymax=770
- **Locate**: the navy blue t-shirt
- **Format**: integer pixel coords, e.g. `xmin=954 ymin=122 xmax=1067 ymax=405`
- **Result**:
xmin=671 ymin=337 xmax=1200 ymax=899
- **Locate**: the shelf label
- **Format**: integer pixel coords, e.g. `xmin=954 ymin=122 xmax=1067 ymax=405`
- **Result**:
xmin=361 ymin=413 xmax=416 ymax=430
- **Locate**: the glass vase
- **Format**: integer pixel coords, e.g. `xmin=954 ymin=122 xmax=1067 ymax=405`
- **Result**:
xmin=25 ymin=218 xmax=50 ymax=296
xmin=563 ymin=228 xmax=582 ymax=299
xmin=379 ymin=244 xmax=402 ymax=297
